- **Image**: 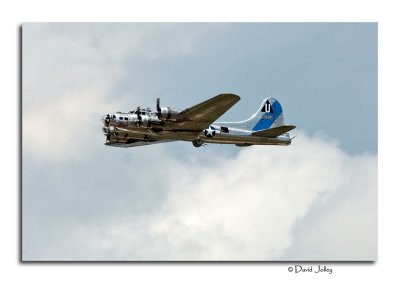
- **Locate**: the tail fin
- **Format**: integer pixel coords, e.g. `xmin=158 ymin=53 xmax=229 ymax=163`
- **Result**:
xmin=251 ymin=98 xmax=285 ymax=131
xmin=215 ymin=97 xmax=292 ymax=133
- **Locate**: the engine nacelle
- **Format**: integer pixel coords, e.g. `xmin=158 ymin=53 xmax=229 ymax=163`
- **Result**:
xmin=136 ymin=114 xmax=163 ymax=126
xmin=159 ymin=107 xmax=182 ymax=120
xmin=156 ymin=98 xmax=183 ymax=121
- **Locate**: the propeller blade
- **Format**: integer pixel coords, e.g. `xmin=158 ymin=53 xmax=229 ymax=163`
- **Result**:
xmin=156 ymin=97 xmax=161 ymax=116
xmin=157 ymin=97 xmax=161 ymax=112
xmin=136 ymin=106 xmax=142 ymax=125
xmin=105 ymin=133 xmax=111 ymax=141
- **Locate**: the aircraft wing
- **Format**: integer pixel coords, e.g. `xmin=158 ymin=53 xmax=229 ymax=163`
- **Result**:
xmin=251 ymin=125 xmax=296 ymax=138
xmin=165 ymin=93 xmax=240 ymax=131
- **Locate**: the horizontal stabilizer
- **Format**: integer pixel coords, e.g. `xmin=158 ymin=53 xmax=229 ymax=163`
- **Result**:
xmin=251 ymin=125 xmax=296 ymax=138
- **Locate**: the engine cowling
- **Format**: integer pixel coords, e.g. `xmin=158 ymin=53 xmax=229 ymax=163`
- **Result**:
xmin=159 ymin=107 xmax=182 ymax=120
xmin=135 ymin=114 xmax=162 ymax=126
xmin=156 ymin=98 xmax=183 ymax=121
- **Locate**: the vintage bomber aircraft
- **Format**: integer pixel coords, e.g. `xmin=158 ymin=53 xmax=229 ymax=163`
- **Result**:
xmin=101 ymin=93 xmax=296 ymax=148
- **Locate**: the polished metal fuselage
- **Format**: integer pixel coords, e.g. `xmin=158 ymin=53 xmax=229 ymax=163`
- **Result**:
xmin=102 ymin=111 xmax=291 ymax=146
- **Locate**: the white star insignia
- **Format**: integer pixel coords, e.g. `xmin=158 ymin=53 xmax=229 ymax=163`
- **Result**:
xmin=204 ymin=127 xmax=215 ymax=137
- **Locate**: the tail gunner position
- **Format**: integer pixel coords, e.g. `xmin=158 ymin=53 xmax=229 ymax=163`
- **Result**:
xmin=101 ymin=93 xmax=296 ymax=148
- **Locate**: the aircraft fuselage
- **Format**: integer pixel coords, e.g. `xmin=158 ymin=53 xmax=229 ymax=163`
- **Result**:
xmin=102 ymin=110 xmax=291 ymax=147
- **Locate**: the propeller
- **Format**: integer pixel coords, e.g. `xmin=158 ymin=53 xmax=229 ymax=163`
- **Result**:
xmin=104 ymin=114 xmax=110 ymax=126
xmin=136 ymin=106 xmax=142 ymax=126
xmin=156 ymin=97 xmax=161 ymax=117
xmin=104 ymin=127 xmax=111 ymax=141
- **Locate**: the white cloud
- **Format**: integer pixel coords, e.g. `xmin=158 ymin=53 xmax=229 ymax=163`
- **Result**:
xmin=23 ymin=132 xmax=376 ymax=261
xmin=131 ymin=133 xmax=376 ymax=260
xmin=23 ymin=24 xmax=123 ymax=162
xmin=22 ymin=23 xmax=219 ymax=162
xmin=281 ymin=153 xmax=377 ymax=260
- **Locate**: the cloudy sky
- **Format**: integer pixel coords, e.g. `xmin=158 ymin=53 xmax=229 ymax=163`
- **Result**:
xmin=22 ymin=23 xmax=377 ymax=261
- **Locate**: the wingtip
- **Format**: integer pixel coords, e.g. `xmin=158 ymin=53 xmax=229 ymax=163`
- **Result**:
xmin=218 ymin=93 xmax=241 ymax=101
